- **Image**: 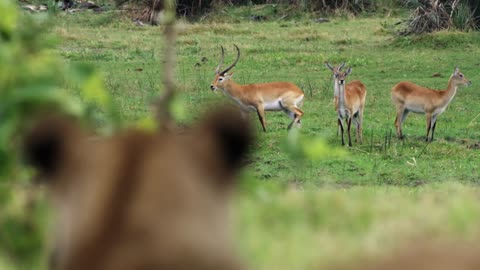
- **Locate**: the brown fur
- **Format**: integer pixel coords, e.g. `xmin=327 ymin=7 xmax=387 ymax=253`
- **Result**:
xmin=325 ymin=62 xmax=367 ymax=146
xmin=211 ymin=75 xmax=305 ymax=132
xmin=23 ymin=108 xmax=253 ymax=270
xmin=391 ymin=67 xmax=471 ymax=141
xmin=334 ymin=80 xmax=367 ymax=113
xmin=211 ymin=46 xmax=305 ymax=132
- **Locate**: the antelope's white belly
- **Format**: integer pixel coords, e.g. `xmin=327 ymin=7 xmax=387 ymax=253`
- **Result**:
xmin=338 ymin=102 xmax=349 ymax=119
xmin=405 ymin=103 xmax=426 ymax=114
xmin=264 ymin=98 xmax=283 ymax=111
xmin=263 ymin=95 xmax=304 ymax=111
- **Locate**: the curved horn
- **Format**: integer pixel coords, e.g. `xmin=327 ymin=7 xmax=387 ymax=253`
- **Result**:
xmin=220 ymin=44 xmax=240 ymax=75
xmin=215 ymin=45 xmax=225 ymax=74
xmin=339 ymin=62 xmax=346 ymax=71
xmin=325 ymin=61 xmax=334 ymax=71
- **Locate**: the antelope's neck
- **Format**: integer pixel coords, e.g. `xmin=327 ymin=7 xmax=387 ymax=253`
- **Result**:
xmin=441 ymin=79 xmax=458 ymax=107
xmin=334 ymin=80 xmax=340 ymax=99
xmin=220 ymin=80 xmax=252 ymax=110
xmin=221 ymin=80 xmax=243 ymax=97
xmin=337 ymin=82 xmax=346 ymax=113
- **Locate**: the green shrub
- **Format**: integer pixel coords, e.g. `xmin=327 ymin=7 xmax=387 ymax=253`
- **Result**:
xmin=0 ymin=1 xmax=115 ymax=267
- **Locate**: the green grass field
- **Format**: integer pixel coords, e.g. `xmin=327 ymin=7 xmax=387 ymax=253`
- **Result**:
xmin=53 ymin=10 xmax=480 ymax=186
xmin=4 ymin=7 xmax=480 ymax=269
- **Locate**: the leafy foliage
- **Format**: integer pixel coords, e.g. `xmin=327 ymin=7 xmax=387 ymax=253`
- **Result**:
xmin=0 ymin=1 xmax=114 ymax=267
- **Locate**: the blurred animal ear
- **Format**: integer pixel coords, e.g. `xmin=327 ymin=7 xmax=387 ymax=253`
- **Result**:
xmin=225 ymin=72 xmax=234 ymax=78
xmin=454 ymin=66 xmax=459 ymax=75
xmin=22 ymin=115 xmax=85 ymax=181
xmin=196 ymin=107 xmax=254 ymax=174
xmin=345 ymin=67 xmax=352 ymax=76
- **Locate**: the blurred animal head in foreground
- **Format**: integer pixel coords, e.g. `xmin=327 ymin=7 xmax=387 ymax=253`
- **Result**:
xmin=23 ymin=107 xmax=253 ymax=270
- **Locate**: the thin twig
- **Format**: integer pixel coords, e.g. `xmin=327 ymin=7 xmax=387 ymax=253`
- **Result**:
xmin=467 ymin=111 xmax=480 ymax=128
xmin=417 ymin=140 xmax=430 ymax=159
xmin=153 ymin=0 xmax=176 ymax=131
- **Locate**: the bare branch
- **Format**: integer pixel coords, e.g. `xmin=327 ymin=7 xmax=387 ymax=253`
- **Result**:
xmin=154 ymin=0 xmax=176 ymax=131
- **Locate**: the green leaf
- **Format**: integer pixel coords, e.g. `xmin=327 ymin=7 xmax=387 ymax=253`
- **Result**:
xmin=0 ymin=0 xmax=17 ymax=38
xmin=81 ymin=73 xmax=110 ymax=107
xmin=136 ymin=115 xmax=158 ymax=132
xmin=302 ymin=137 xmax=346 ymax=160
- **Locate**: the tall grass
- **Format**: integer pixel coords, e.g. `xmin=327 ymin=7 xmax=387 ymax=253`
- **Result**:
xmin=451 ymin=2 xmax=478 ymax=31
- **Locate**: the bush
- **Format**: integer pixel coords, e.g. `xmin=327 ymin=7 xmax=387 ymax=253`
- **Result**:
xmin=116 ymin=0 xmax=401 ymax=22
xmin=399 ymin=0 xmax=479 ymax=35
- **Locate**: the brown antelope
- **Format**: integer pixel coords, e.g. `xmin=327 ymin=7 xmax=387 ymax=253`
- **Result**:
xmin=325 ymin=62 xmax=367 ymax=147
xmin=391 ymin=67 xmax=471 ymax=142
xmin=210 ymin=45 xmax=305 ymax=132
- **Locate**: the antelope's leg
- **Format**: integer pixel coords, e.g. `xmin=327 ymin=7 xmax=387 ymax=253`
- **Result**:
xmin=395 ymin=107 xmax=407 ymax=139
xmin=347 ymin=117 xmax=352 ymax=147
xmin=281 ymin=101 xmax=304 ymax=130
xmin=338 ymin=118 xmax=345 ymax=145
xmin=425 ymin=113 xmax=432 ymax=142
xmin=256 ymin=106 xmax=267 ymax=132
xmin=292 ymin=107 xmax=304 ymax=125
xmin=353 ymin=114 xmax=360 ymax=143
xmin=430 ymin=114 xmax=438 ymax=142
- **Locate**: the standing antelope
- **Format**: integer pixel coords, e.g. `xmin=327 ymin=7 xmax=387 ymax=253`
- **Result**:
xmin=325 ymin=62 xmax=367 ymax=147
xmin=391 ymin=67 xmax=471 ymax=142
xmin=210 ymin=45 xmax=305 ymax=132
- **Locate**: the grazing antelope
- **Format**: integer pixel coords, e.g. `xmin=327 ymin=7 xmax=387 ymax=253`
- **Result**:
xmin=391 ymin=67 xmax=471 ymax=142
xmin=325 ymin=62 xmax=367 ymax=147
xmin=211 ymin=45 xmax=305 ymax=132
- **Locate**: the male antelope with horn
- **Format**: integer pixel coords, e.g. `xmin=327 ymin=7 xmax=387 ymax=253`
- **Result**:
xmin=391 ymin=66 xmax=471 ymax=142
xmin=325 ymin=62 xmax=367 ymax=147
xmin=210 ymin=45 xmax=305 ymax=132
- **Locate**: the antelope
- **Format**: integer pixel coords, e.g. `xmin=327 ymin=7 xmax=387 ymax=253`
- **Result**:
xmin=325 ymin=62 xmax=367 ymax=147
xmin=210 ymin=45 xmax=305 ymax=132
xmin=391 ymin=67 xmax=471 ymax=142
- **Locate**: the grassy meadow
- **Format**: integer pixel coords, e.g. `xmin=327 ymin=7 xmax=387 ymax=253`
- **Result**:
xmin=6 ymin=6 xmax=480 ymax=269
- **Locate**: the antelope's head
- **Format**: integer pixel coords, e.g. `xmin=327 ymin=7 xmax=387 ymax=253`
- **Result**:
xmin=211 ymin=45 xmax=240 ymax=91
xmin=451 ymin=67 xmax=471 ymax=87
xmin=325 ymin=62 xmax=352 ymax=85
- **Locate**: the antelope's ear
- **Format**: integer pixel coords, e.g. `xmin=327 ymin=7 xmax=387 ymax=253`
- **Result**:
xmin=225 ymin=72 xmax=234 ymax=78
xmin=196 ymin=107 xmax=254 ymax=173
xmin=345 ymin=67 xmax=352 ymax=76
xmin=22 ymin=116 xmax=85 ymax=181
xmin=454 ymin=66 xmax=459 ymax=75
